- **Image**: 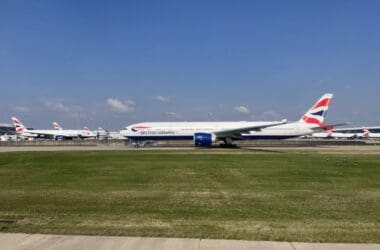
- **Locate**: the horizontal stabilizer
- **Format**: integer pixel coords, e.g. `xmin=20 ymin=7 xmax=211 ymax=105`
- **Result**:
xmin=311 ymin=122 xmax=349 ymax=132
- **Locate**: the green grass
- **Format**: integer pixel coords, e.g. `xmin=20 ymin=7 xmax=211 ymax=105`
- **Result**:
xmin=0 ymin=150 xmax=379 ymax=242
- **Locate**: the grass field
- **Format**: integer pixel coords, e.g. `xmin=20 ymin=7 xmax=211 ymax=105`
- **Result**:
xmin=0 ymin=149 xmax=379 ymax=242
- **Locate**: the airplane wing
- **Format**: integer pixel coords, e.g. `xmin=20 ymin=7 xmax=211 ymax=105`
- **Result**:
xmin=26 ymin=130 xmax=78 ymax=138
xmin=214 ymin=119 xmax=287 ymax=138
xmin=23 ymin=130 xmax=59 ymax=138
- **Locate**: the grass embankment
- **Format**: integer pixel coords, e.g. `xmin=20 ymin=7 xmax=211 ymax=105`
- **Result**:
xmin=0 ymin=150 xmax=379 ymax=242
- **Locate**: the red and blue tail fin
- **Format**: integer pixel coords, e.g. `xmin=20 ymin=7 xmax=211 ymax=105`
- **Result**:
xmin=362 ymin=127 xmax=370 ymax=137
xmin=299 ymin=93 xmax=333 ymax=128
xmin=12 ymin=117 xmax=26 ymax=133
xmin=53 ymin=122 xmax=63 ymax=130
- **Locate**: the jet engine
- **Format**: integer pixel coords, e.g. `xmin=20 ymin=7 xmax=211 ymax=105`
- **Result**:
xmin=193 ymin=133 xmax=216 ymax=147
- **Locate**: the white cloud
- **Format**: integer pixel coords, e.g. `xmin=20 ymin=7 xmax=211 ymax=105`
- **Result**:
xmin=234 ymin=106 xmax=250 ymax=114
xmin=165 ymin=111 xmax=181 ymax=119
xmin=262 ymin=110 xmax=282 ymax=120
xmin=154 ymin=95 xmax=169 ymax=102
xmin=106 ymin=98 xmax=135 ymax=113
xmin=43 ymin=101 xmax=71 ymax=112
xmin=13 ymin=106 xmax=29 ymax=113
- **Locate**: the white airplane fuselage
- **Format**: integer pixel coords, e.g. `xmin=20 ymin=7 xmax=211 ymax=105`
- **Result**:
xmin=20 ymin=129 xmax=80 ymax=139
xmin=312 ymin=132 xmax=356 ymax=139
xmin=357 ymin=133 xmax=380 ymax=139
xmin=121 ymin=121 xmax=314 ymax=141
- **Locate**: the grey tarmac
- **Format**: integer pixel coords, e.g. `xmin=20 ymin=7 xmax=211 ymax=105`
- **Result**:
xmin=0 ymin=233 xmax=379 ymax=250
xmin=0 ymin=146 xmax=195 ymax=153
xmin=1 ymin=145 xmax=380 ymax=153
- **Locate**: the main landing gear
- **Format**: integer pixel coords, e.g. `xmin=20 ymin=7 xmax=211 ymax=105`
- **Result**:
xmin=220 ymin=138 xmax=238 ymax=148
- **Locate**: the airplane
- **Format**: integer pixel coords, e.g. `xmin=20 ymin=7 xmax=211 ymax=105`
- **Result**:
xmin=95 ymin=127 xmax=109 ymax=138
xmin=0 ymin=133 xmax=10 ymax=141
xmin=311 ymin=129 xmax=356 ymax=139
xmin=357 ymin=127 xmax=380 ymax=139
xmin=120 ymin=93 xmax=337 ymax=147
xmin=81 ymin=126 xmax=97 ymax=138
xmin=12 ymin=117 xmax=79 ymax=140
xmin=52 ymin=122 xmax=97 ymax=139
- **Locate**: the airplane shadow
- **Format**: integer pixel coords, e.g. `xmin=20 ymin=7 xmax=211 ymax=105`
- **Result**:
xmin=209 ymin=145 xmax=285 ymax=153
xmin=234 ymin=147 xmax=285 ymax=153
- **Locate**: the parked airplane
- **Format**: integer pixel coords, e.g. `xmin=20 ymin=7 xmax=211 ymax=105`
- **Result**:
xmin=12 ymin=117 xmax=79 ymax=140
xmin=333 ymin=126 xmax=380 ymax=135
xmin=81 ymin=126 xmax=97 ymax=138
xmin=312 ymin=129 xmax=356 ymax=139
xmin=52 ymin=122 xmax=97 ymax=139
xmin=120 ymin=93 xmax=336 ymax=147
xmin=0 ymin=134 xmax=10 ymax=141
xmin=95 ymin=127 xmax=109 ymax=138
xmin=357 ymin=127 xmax=380 ymax=139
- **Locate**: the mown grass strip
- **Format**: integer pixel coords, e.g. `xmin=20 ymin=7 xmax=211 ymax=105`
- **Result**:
xmin=0 ymin=150 xmax=379 ymax=242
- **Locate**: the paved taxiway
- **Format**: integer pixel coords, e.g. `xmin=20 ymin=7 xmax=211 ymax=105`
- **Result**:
xmin=0 ymin=146 xmax=191 ymax=152
xmin=1 ymin=145 xmax=380 ymax=153
xmin=0 ymin=233 xmax=379 ymax=250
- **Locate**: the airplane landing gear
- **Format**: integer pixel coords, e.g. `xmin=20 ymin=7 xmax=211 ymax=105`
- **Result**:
xmin=220 ymin=138 xmax=238 ymax=148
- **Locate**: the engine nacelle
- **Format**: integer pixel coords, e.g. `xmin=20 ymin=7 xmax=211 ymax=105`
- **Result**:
xmin=194 ymin=133 xmax=216 ymax=147
xmin=54 ymin=135 xmax=64 ymax=140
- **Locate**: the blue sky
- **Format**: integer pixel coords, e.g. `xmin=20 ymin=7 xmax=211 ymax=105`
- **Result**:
xmin=1 ymin=0 xmax=380 ymax=130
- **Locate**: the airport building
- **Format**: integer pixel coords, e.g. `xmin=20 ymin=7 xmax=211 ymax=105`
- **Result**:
xmin=0 ymin=123 xmax=15 ymax=135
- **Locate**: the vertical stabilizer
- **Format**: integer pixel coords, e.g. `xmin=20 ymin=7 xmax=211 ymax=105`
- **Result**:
xmin=53 ymin=122 xmax=63 ymax=130
xmin=299 ymin=93 xmax=333 ymax=128
xmin=12 ymin=117 xmax=26 ymax=133
xmin=363 ymin=127 xmax=370 ymax=137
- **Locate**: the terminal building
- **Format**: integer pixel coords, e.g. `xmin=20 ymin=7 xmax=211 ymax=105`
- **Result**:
xmin=0 ymin=123 xmax=15 ymax=135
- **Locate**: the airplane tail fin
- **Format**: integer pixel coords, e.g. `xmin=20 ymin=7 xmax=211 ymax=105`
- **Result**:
xmin=299 ymin=93 xmax=334 ymax=128
xmin=53 ymin=122 xmax=63 ymax=130
xmin=12 ymin=117 xmax=26 ymax=133
xmin=363 ymin=127 xmax=370 ymax=137
xmin=327 ymin=129 xmax=333 ymax=138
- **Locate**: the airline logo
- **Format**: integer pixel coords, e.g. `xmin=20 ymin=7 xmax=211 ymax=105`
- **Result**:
xmin=131 ymin=125 xmax=151 ymax=132
xmin=53 ymin=122 xmax=62 ymax=130
xmin=12 ymin=117 xmax=26 ymax=133
xmin=302 ymin=93 xmax=333 ymax=127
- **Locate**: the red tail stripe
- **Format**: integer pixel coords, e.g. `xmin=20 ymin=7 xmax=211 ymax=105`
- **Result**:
xmin=312 ymin=98 xmax=331 ymax=109
xmin=303 ymin=116 xmax=324 ymax=127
